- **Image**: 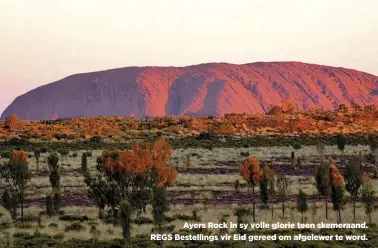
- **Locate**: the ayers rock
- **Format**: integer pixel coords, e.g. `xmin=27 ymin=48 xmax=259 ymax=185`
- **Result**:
xmin=2 ymin=62 xmax=378 ymax=120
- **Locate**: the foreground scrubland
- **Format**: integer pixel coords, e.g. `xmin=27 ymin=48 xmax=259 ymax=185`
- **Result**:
xmin=1 ymin=106 xmax=378 ymax=247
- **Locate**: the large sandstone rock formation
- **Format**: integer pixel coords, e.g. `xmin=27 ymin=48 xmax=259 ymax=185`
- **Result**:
xmin=2 ymin=62 xmax=378 ymax=120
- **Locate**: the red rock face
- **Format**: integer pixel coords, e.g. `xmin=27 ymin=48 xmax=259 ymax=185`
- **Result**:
xmin=2 ymin=62 xmax=378 ymax=120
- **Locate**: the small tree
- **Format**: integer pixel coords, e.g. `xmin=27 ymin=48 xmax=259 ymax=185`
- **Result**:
xmin=58 ymin=148 xmax=69 ymax=157
xmin=344 ymin=163 xmax=362 ymax=220
xmin=314 ymin=162 xmax=331 ymax=220
xmin=119 ymin=200 xmax=133 ymax=247
xmin=90 ymin=136 xmax=103 ymax=147
xmin=268 ymin=175 xmax=276 ymax=220
xmin=33 ymin=148 xmax=41 ymax=172
xmin=276 ymin=174 xmax=289 ymax=219
xmin=47 ymin=153 xmax=59 ymax=171
xmin=260 ymin=174 xmax=269 ymax=207
xmin=291 ymin=151 xmax=295 ymax=170
xmin=46 ymin=194 xmax=54 ymax=217
xmin=234 ymin=208 xmax=251 ymax=235
xmin=4 ymin=114 xmax=20 ymax=131
xmin=53 ymin=191 xmax=61 ymax=213
xmin=219 ymin=215 xmax=228 ymax=235
xmin=297 ymin=190 xmax=308 ymax=223
xmin=186 ymin=155 xmax=190 ymax=170
xmin=296 ymin=157 xmax=302 ymax=168
xmin=49 ymin=169 xmax=60 ymax=191
xmin=367 ymin=135 xmax=378 ymax=157
xmin=336 ymin=134 xmax=346 ymax=155
xmin=57 ymin=148 xmax=69 ymax=163
xmin=316 ymin=142 xmax=325 ymax=163
xmin=330 ymin=164 xmax=345 ymax=223
xmin=47 ymin=153 xmax=61 ymax=214
xmin=85 ymin=139 xmax=176 ymax=226
xmin=240 ymin=156 xmax=260 ymax=222
xmin=2 ymin=189 xmax=16 ymax=219
xmin=81 ymin=152 xmax=88 ymax=173
xmin=260 ymin=170 xmax=277 ymax=220
xmin=260 ymin=166 xmax=274 ymax=210
xmin=373 ymin=166 xmax=378 ymax=179
xmin=152 ymin=187 xmax=169 ymax=248
xmin=361 ymin=174 xmax=375 ymax=224
xmin=367 ymin=135 xmax=378 ymax=166
xmin=358 ymin=151 xmax=363 ymax=171
xmin=83 ymin=172 xmax=107 ymax=219
xmin=48 ymin=153 xmax=60 ymax=190
xmin=234 ymin=179 xmax=240 ymax=193
xmin=311 ymin=202 xmax=317 ymax=222
xmin=0 ymin=151 xmax=31 ymax=226
xmin=373 ymin=150 xmax=378 ymax=169
xmin=87 ymin=119 xmax=97 ymax=137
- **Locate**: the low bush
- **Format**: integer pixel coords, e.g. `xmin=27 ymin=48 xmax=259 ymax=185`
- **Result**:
xmin=40 ymin=146 xmax=49 ymax=153
xmin=292 ymin=142 xmax=302 ymax=149
xmin=57 ymin=148 xmax=70 ymax=156
xmin=49 ymin=223 xmax=58 ymax=228
xmin=0 ymin=150 xmax=11 ymax=158
xmin=60 ymin=215 xmax=90 ymax=222
xmin=240 ymin=151 xmax=250 ymax=157
xmin=65 ymin=222 xmax=86 ymax=232
xmin=84 ymin=151 xmax=93 ymax=157
xmin=134 ymin=216 xmax=153 ymax=225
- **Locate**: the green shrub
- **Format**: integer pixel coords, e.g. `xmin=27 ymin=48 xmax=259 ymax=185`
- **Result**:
xmin=22 ymin=214 xmax=40 ymax=222
xmin=134 ymin=216 xmax=153 ymax=225
xmin=65 ymin=222 xmax=86 ymax=232
xmin=292 ymin=142 xmax=302 ymax=149
xmin=57 ymin=148 xmax=69 ymax=157
xmin=240 ymin=151 xmax=250 ymax=157
xmin=40 ymin=146 xmax=48 ymax=153
xmin=53 ymin=133 xmax=69 ymax=140
xmin=46 ymin=195 xmax=54 ymax=217
xmin=90 ymin=136 xmax=103 ymax=146
xmin=59 ymin=215 xmax=90 ymax=222
xmin=49 ymin=223 xmax=58 ymax=228
xmin=172 ymin=213 xmax=200 ymax=221
xmin=84 ymin=151 xmax=93 ymax=157
xmin=16 ymin=222 xmax=33 ymax=229
xmin=165 ymin=216 xmax=175 ymax=223
xmin=197 ymin=132 xmax=212 ymax=140
xmin=0 ymin=151 xmax=11 ymax=158
xmin=53 ymin=192 xmax=61 ymax=213
xmin=54 ymin=233 xmax=65 ymax=240
xmin=81 ymin=153 xmax=88 ymax=173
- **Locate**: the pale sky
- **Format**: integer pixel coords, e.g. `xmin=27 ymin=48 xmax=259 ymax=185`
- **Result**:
xmin=1 ymin=0 xmax=378 ymax=114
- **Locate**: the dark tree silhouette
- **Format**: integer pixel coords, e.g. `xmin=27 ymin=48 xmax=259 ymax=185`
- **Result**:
xmin=344 ymin=163 xmax=362 ymax=220
xmin=0 ymin=151 xmax=31 ymax=226
xmin=297 ymin=189 xmax=308 ymax=223
xmin=314 ymin=162 xmax=331 ymax=220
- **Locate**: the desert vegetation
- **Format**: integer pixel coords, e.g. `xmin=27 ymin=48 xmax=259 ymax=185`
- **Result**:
xmin=1 ymin=105 xmax=378 ymax=247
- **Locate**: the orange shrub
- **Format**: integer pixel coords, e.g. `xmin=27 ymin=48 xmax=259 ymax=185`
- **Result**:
xmin=330 ymin=164 xmax=344 ymax=188
xmin=240 ymin=156 xmax=260 ymax=185
xmin=260 ymin=166 xmax=274 ymax=180
xmin=4 ymin=114 xmax=21 ymax=131
xmin=103 ymin=139 xmax=176 ymax=187
xmin=167 ymin=125 xmax=183 ymax=134
xmin=9 ymin=150 xmax=28 ymax=166
xmin=216 ymin=123 xmax=236 ymax=135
